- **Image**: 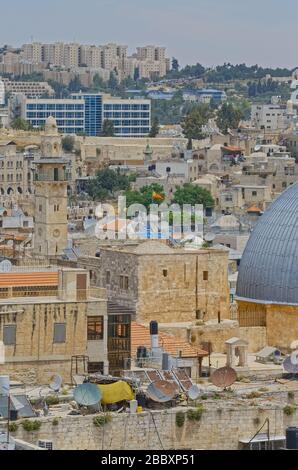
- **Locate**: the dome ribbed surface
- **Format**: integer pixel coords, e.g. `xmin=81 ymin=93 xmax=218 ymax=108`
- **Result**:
xmin=236 ymin=182 xmax=298 ymax=305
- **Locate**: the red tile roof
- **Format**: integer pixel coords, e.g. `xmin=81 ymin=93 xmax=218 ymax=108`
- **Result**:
xmin=131 ymin=322 xmax=208 ymax=359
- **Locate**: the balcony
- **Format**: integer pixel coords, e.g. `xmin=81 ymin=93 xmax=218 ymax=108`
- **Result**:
xmin=34 ymin=172 xmax=71 ymax=182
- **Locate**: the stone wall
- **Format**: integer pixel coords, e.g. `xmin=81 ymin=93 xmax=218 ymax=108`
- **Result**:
xmin=0 ymin=297 xmax=108 ymax=384
xmin=7 ymin=405 xmax=298 ymax=450
xmin=237 ymin=300 xmax=298 ymax=351
xmin=266 ymin=304 xmax=298 ymax=351
xmin=159 ymin=322 xmax=267 ymax=354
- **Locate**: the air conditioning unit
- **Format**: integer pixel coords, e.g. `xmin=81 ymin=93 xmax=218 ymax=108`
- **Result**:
xmin=38 ymin=440 xmax=53 ymax=450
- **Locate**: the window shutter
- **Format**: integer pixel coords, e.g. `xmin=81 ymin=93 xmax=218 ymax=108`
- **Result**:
xmin=3 ymin=325 xmax=16 ymax=345
xmin=53 ymin=323 xmax=66 ymax=343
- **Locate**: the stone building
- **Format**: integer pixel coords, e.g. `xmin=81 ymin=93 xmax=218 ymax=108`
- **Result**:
xmin=97 ymin=240 xmax=230 ymax=324
xmin=236 ymin=182 xmax=298 ymax=351
xmin=0 ymin=140 xmax=35 ymax=199
xmin=0 ymin=265 xmax=108 ymax=383
xmin=220 ymin=184 xmax=272 ymax=212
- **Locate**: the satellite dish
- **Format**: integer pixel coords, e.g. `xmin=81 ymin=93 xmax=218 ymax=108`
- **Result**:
xmin=283 ymin=355 xmax=298 ymax=374
xmin=73 ymin=383 xmax=101 ymax=406
xmin=49 ymin=374 xmax=62 ymax=392
xmin=204 ymin=232 xmax=215 ymax=243
xmin=188 ymin=384 xmax=201 ymax=400
xmin=146 ymin=380 xmax=178 ymax=403
xmin=0 ymin=260 xmax=12 ymax=273
xmin=211 ymin=366 xmax=237 ymax=389
xmin=10 ymin=395 xmax=25 ymax=411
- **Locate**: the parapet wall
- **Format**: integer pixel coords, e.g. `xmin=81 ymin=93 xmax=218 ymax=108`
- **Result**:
xmin=6 ymin=405 xmax=298 ymax=450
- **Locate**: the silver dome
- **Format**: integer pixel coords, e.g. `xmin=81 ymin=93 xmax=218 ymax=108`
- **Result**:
xmin=236 ymin=182 xmax=298 ymax=305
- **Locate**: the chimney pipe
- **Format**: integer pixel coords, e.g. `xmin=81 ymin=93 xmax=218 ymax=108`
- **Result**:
xmin=150 ymin=320 xmax=158 ymax=350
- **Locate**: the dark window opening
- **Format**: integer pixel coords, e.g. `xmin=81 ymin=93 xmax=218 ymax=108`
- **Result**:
xmin=87 ymin=316 xmax=104 ymax=340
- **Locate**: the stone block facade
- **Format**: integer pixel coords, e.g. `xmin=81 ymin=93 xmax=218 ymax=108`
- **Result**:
xmin=98 ymin=243 xmax=230 ymax=324
xmin=6 ymin=405 xmax=298 ymax=450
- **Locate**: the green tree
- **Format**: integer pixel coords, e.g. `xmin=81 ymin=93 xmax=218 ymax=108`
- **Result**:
xmin=92 ymin=73 xmax=106 ymax=92
xmin=216 ymin=102 xmax=244 ymax=134
xmin=101 ymin=119 xmax=115 ymax=137
xmin=86 ymin=168 xmax=131 ymax=200
xmin=108 ymin=71 xmax=119 ymax=90
xmin=125 ymin=183 xmax=165 ymax=210
xmin=62 ymin=135 xmax=75 ymax=153
xmin=68 ymin=75 xmax=83 ymax=93
xmin=11 ymin=118 xmax=32 ymax=131
xmin=187 ymin=138 xmax=193 ymax=150
xmin=181 ymin=105 xmax=210 ymax=140
xmin=173 ymin=184 xmax=214 ymax=208
xmin=172 ymin=57 xmax=179 ymax=71
xmin=149 ymin=117 xmax=159 ymax=137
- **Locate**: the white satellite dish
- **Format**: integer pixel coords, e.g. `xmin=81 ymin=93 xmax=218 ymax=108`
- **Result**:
xmin=0 ymin=260 xmax=12 ymax=273
xmin=204 ymin=232 xmax=215 ymax=243
xmin=188 ymin=384 xmax=201 ymax=400
xmin=49 ymin=374 xmax=62 ymax=393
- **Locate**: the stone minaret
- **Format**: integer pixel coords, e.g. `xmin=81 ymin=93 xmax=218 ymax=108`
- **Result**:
xmin=34 ymin=116 xmax=68 ymax=257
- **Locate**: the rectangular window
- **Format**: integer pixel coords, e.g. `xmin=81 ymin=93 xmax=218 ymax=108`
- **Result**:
xmin=120 ymin=275 xmax=129 ymax=290
xmin=3 ymin=325 xmax=16 ymax=345
xmin=53 ymin=323 xmax=66 ymax=343
xmin=203 ymin=271 xmax=208 ymax=281
xmin=106 ymin=271 xmax=111 ymax=285
xmin=88 ymin=362 xmax=104 ymax=374
xmin=87 ymin=316 xmax=104 ymax=340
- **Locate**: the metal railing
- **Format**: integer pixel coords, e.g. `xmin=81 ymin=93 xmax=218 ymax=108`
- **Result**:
xmin=0 ymin=286 xmax=107 ymax=301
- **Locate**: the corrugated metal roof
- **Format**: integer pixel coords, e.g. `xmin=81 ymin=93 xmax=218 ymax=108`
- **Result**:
xmin=236 ymin=182 xmax=298 ymax=305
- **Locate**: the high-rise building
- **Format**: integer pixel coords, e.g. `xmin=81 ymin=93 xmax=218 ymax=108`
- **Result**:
xmin=63 ymin=43 xmax=80 ymax=68
xmin=22 ymin=42 xmax=43 ymax=63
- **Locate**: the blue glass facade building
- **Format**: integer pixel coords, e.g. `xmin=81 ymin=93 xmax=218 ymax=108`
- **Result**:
xmin=103 ymin=99 xmax=151 ymax=137
xmin=71 ymin=93 xmax=103 ymax=136
xmin=21 ymin=95 xmax=151 ymax=137
xmin=22 ymin=98 xmax=85 ymax=134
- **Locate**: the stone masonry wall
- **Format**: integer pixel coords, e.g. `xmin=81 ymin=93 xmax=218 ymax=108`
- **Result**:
xmin=7 ymin=405 xmax=298 ymax=450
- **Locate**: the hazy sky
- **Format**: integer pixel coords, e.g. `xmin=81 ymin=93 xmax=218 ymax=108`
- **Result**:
xmin=1 ymin=0 xmax=297 ymax=68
